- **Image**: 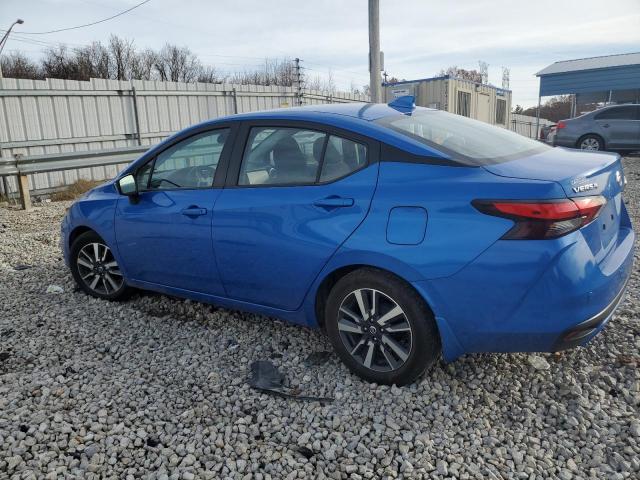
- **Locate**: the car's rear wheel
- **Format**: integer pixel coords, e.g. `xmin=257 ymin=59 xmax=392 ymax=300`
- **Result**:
xmin=325 ymin=268 xmax=441 ymax=385
xmin=70 ymin=231 xmax=129 ymax=300
xmin=578 ymin=134 xmax=604 ymax=151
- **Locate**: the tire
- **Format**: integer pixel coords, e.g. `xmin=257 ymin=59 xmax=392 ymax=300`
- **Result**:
xmin=70 ymin=231 xmax=130 ymax=301
xmin=325 ymin=268 xmax=441 ymax=385
xmin=577 ymin=134 xmax=604 ymax=151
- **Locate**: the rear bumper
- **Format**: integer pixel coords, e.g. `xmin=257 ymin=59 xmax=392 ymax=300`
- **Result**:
xmin=552 ymin=271 xmax=630 ymax=351
xmin=415 ymin=202 xmax=635 ymax=362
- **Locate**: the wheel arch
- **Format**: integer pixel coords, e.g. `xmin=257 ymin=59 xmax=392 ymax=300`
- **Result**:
xmin=68 ymin=225 xmax=97 ymax=248
xmin=314 ymin=263 xmax=436 ymax=330
xmin=310 ymin=260 xmax=467 ymax=363
xmin=576 ymin=133 xmax=605 ymax=150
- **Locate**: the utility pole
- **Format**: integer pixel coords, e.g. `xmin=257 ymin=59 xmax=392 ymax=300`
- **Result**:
xmin=0 ymin=19 xmax=25 ymax=78
xmin=294 ymin=57 xmax=303 ymax=106
xmin=382 ymin=71 xmax=388 ymax=85
xmin=368 ymin=0 xmax=381 ymax=103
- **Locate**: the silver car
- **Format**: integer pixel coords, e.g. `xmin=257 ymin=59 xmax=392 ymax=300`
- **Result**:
xmin=549 ymin=104 xmax=640 ymax=152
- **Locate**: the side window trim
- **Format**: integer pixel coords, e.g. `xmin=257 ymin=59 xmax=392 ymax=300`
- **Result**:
xmin=135 ymin=124 xmax=237 ymax=192
xmin=314 ymin=135 xmax=330 ymax=184
xmin=227 ymin=119 xmax=378 ymax=188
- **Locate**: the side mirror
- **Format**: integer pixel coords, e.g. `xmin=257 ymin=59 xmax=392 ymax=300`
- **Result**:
xmin=117 ymin=174 xmax=137 ymax=196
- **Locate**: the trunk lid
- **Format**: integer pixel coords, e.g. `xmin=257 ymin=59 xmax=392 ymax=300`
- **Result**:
xmin=483 ymin=147 xmax=626 ymax=255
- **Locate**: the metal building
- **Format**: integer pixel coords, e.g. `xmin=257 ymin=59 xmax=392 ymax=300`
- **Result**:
xmin=535 ymin=52 xmax=640 ymax=117
xmin=383 ymin=75 xmax=512 ymax=127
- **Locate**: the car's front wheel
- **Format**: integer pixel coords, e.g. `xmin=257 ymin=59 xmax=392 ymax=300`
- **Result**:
xmin=70 ymin=231 xmax=129 ymax=300
xmin=325 ymin=268 xmax=441 ymax=385
xmin=578 ymin=134 xmax=604 ymax=151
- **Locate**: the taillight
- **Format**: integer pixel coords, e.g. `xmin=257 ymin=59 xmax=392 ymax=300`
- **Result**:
xmin=472 ymin=196 xmax=606 ymax=239
xmin=556 ymin=121 xmax=566 ymax=129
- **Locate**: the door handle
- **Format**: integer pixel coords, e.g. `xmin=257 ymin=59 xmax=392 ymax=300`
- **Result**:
xmin=602 ymin=123 xmax=610 ymax=128
xmin=181 ymin=206 xmax=207 ymax=217
xmin=313 ymin=196 xmax=354 ymax=209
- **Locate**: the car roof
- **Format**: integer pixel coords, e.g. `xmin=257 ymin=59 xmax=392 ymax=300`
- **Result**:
xmin=238 ymin=102 xmax=424 ymax=121
xmin=186 ymin=102 xmax=449 ymax=159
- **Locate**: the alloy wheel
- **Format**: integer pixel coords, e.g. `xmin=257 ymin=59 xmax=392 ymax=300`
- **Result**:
xmin=580 ymin=137 xmax=600 ymax=150
xmin=76 ymin=242 xmax=124 ymax=295
xmin=337 ymin=288 xmax=413 ymax=372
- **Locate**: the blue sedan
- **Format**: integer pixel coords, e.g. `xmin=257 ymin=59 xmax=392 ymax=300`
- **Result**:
xmin=61 ymin=97 xmax=634 ymax=385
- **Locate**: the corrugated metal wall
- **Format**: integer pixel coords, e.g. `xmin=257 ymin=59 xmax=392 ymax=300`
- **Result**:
xmin=384 ymin=77 xmax=513 ymax=127
xmin=0 ymin=77 xmax=368 ymax=195
xmin=539 ymin=65 xmax=640 ymax=96
xmin=384 ymin=79 xmax=448 ymax=110
xmin=447 ymin=78 xmax=512 ymax=127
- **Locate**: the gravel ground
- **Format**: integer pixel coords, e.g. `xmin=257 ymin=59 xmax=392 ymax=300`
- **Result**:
xmin=1 ymin=158 xmax=639 ymax=480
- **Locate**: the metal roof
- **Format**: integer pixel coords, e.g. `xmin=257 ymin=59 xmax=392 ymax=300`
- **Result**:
xmin=537 ymin=52 xmax=640 ymax=76
xmin=384 ymin=75 xmax=512 ymax=92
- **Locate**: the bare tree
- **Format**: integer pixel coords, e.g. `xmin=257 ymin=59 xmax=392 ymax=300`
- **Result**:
xmin=0 ymin=52 xmax=42 ymax=79
xmin=521 ymin=96 xmax=572 ymax=122
xmin=197 ymin=65 xmax=224 ymax=83
xmin=7 ymin=39 xmax=345 ymax=93
xmin=154 ymin=44 xmax=201 ymax=82
xmin=41 ymin=46 xmax=79 ymax=80
xmin=438 ymin=66 xmax=483 ymax=83
xmin=326 ymin=69 xmax=336 ymax=95
xmin=228 ymin=58 xmax=295 ymax=86
xmin=130 ymin=48 xmax=155 ymax=80
xmin=108 ymin=35 xmax=135 ymax=80
xmin=75 ymin=41 xmax=110 ymax=80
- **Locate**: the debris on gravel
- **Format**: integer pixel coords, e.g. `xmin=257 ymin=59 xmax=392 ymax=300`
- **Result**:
xmin=527 ymin=355 xmax=551 ymax=370
xmin=1 ymin=157 xmax=639 ymax=479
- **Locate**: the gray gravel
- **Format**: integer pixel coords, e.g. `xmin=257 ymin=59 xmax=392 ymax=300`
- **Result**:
xmin=1 ymin=157 xmax=639 ymax=479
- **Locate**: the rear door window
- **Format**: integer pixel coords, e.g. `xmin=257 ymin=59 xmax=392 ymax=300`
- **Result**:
xmin=239 ymin=127 xmax=325 ymax=186
xmin=594 ymin=106 xmax=638 ymax=120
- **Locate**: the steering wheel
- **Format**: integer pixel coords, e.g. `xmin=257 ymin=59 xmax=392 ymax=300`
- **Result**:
xmin=189 ymin=166 xmax=215 ymax=187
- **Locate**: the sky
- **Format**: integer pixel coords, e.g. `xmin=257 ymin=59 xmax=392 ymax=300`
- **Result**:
xmin=1 ymin=0 xmax=639 ymax=108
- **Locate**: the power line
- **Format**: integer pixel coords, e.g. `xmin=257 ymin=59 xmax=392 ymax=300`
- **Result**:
xmin=303 ymin=60 xmax=368 ymax=78
xmin=17 ymin=0 xmax=152 ymax=35
xmin=303 ymin=66 xmax=368 ymax=82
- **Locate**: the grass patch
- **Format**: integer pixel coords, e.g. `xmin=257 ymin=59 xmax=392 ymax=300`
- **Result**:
xmin=50 ymin=179 xmax=103 ymax=201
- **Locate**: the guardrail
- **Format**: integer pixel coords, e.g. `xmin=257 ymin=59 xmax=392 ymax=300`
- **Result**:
xmin=0 ymin=146 xmax=148 ymax=210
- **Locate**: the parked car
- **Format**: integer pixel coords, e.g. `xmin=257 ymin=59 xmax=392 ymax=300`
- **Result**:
xmin=61 ymin=97 xmax=634 ymax=385
xmin=550 ymin=104 xmax=640 ymax=152
xmin=539 ymin=123 xmax=556 ymax=142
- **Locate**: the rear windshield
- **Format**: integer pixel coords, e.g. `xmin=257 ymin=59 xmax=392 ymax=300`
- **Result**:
xmin=375 ymin=110 xmax=550 ymax=165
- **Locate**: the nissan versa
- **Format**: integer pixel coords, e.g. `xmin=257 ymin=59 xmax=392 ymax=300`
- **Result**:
xmin=61 ymin=97 xmax=634 ymax=385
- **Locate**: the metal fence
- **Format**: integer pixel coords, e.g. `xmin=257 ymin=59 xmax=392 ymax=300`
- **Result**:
xmin=0 ymin=76 xmax=554 ymax=204
xmin=510 ymin=113 xmax=554 ymax=139
xmin=0 ymin=77 xmax=368 ymax=197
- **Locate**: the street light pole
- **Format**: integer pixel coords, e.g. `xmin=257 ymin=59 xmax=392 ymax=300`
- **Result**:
xmin=0 ymin=19 xmax=25 ymax=78
xmin=368 ymin=0 xmax=381 ymax=103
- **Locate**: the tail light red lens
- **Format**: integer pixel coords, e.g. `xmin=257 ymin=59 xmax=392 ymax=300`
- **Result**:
xmin=556 ymin=120 xmax=567 ymax=129
xmin=472 ymin=196 xmax=606 ymax=239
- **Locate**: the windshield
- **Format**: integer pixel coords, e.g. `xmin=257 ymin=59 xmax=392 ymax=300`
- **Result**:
xmin=375 ymin=110 xmax=550 ymax=165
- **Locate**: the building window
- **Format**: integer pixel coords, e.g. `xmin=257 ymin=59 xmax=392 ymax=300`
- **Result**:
xmin=457 ymin=91 xmax=471 ymax=117
xmin=496 ymin=99 xmax=506 ymax=125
